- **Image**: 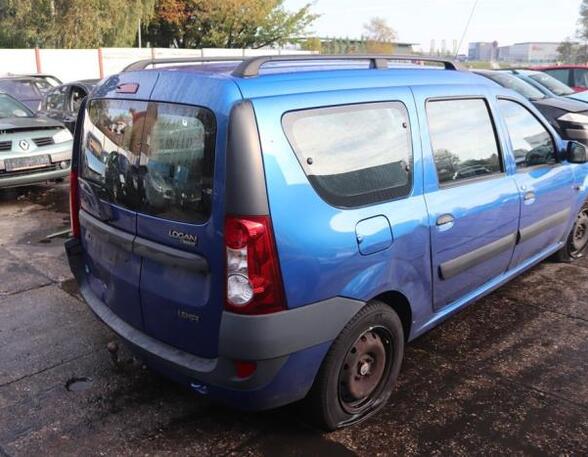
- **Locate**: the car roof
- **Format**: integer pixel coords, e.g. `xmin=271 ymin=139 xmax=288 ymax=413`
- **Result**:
xmin=0 ymin=76 xmax=44 ymax=82
xmin=125 ymin=61 xmax=494 ymax=99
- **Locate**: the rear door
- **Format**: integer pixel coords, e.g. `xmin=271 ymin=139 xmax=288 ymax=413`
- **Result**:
xmin=78 ymin=98 xmax=147 ymax=329
xmin=134 ymin=101 xmax=218 ymax=357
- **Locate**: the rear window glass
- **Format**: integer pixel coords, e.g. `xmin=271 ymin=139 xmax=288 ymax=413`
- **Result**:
xmin=80 ymin=99 xmax=216 ymax=224
xmin=282 ymin=102 xmax=413 ymax=207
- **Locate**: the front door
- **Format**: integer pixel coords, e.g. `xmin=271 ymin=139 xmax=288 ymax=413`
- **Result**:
xmin=415 ymin=91 xmax=521 ymax=309
xmin=496 ymin=98 xmax=575 ymax=266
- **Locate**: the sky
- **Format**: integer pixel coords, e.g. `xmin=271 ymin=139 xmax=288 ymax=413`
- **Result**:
xmin=284 ymin=0 xmax=583 ymax=54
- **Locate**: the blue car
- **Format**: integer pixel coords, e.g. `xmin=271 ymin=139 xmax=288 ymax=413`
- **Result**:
xmin=66 ymin=55 xmax=588 ymax=430
xmin=499 ymin=68 xmax=588 ymax=104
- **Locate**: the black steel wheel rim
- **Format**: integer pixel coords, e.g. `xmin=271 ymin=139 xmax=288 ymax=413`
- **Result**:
xmin=570 ymin=208 xmax=588 ymax=257
xmin=337 ymin=326 xmax=393 ymax=415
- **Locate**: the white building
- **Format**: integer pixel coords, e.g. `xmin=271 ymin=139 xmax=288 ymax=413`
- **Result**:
xmin=501 ymin=42 xmax=559 ymax=64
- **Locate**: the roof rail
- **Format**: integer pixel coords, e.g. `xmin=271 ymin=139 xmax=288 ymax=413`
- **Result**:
xmin=122 ymin=54 xmax=461 ymax=76
xmin=122 ymin=56 xmax=246 ymax=72
xmin=231 ymin=54 xmax=461 ymax=77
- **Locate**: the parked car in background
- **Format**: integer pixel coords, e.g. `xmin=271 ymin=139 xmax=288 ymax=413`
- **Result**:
xmin=40 ymin=80 xmax=98 ymax=132
xmin=7 ymin=73 xmax=62 ymax=88
xmin=474 ymin=70 xmax=588 ymax=146
xmin=0 ymin=76 xmax=55 ymax=111
xmin=0 ymin=92 xmax=72 ymax=188
xmin=533 ymin=65 xmax=588 ymax=92
xmin=66 ymin=55 xmax=588 ymax=431
xmin=498 ymin=69 xmax=588 ymax=104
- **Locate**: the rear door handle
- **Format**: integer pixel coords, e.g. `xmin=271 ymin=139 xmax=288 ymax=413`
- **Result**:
xmin=436 ymin=214 xmax=455 ymax=231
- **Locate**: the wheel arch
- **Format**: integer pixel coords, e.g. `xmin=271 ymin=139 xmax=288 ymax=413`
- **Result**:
xmin=371 ymin=290 xmax=413 ymax=342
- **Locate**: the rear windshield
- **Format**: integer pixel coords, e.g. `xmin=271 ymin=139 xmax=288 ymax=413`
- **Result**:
xmin=80 ymin=99 xmax=216 ymax=224
xmin=283 ymin=102 xmax=413 ymax=207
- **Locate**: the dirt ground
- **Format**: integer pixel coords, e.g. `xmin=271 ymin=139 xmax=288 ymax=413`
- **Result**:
xmin=0 ymin=182 xmax=587 ymax=457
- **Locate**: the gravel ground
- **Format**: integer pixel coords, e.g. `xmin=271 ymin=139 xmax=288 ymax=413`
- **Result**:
xmin=0 ymin=182 xmax=587 ymax=457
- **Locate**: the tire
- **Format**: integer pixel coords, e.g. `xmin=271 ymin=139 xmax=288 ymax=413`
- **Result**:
xmin=306 ymin=301 xmax=404 ymax=431
xmin=554 ymin=202 xmax=588 ymax=262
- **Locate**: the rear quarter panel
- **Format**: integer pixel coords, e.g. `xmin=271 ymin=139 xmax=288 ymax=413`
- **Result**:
xmin=252 ymin=87 xmax=433 ymax=331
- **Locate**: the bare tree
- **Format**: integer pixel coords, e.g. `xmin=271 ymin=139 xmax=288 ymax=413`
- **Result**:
xmin=363 ymin=17 xmax=396 ymax=43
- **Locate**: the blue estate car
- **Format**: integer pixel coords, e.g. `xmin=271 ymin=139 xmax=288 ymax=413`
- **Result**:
xmin=66 ymin=55 xmax=588 ymax=430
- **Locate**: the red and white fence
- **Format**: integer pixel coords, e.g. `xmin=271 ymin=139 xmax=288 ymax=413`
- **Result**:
xmin=0 ymin=47 xmax=312 ymax=83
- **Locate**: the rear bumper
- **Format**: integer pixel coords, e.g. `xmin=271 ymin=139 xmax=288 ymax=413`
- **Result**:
xmin=65 ymin=237 xmax=364 ymax=410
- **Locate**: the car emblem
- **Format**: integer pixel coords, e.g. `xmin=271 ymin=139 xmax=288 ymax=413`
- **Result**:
xmin=19 ymin=140 xmax=30 ymax=151
xmin=168 ymin=229 xmax=198 ymax=247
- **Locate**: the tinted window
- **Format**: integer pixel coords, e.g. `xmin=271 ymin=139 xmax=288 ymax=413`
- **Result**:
xmin=427 ymin=99 xmax=502 ymax=185
xmin=544 ymin=69 xmax=570 ymax=85
xmin=80 ymin=99 xmax=216 ymax=224
xmin=283 ymin=102 xmax=412 ymax=207
xmin=498 ymin=99 xmax=555 ymax=168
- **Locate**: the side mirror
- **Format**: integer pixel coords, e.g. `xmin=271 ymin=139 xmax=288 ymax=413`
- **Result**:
xmin=566 ymin=141 xmax=587 ymax=164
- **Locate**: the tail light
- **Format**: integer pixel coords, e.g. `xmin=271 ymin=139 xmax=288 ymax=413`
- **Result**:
xmin=69 ymin=169 xmax=80 ymax=238
xmin=224 ymin=215 xmax=285 ymax=314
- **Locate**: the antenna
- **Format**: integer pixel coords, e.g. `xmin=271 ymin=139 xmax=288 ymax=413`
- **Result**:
xmin=456 ymin=0 xmax=481 ymax=58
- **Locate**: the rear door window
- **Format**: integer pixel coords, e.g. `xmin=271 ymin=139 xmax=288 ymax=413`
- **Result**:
xmin=80 ymin=99 xmax=216 ymax=224
xmin=282 ymin=102 xmax=413 ymax=207
xmin=427 ymin=98 xmax=503 ymax=185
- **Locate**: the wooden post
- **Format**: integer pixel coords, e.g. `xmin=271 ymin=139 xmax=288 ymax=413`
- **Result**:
xmin=34 ymin=48 xmax=42 ymax=73
xmin=97 ymin=48 xmax=104 ymax=79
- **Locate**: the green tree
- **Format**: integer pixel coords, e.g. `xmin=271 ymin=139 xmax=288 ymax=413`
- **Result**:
xmin=557 ymin=39 xmax=577 ymax=64
xmin=0 ymin=0 xmax=155 ymax=48
xmin=144 ymin=0 xmax=317 ymax=49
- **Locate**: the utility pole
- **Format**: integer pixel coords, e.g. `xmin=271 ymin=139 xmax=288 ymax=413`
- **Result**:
xmin=138 ymin=19 xmax=142 ymax=48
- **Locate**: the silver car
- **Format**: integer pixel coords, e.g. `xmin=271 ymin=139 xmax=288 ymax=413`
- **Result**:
xmin=0 ymin=92 xmax=72 ymax=188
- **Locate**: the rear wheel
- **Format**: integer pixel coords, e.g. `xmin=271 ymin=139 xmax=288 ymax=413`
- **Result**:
xmin=555 ymin=202 xmax=588 ymax=262
xmin=306 ymin=301 xmax=404 ymax=430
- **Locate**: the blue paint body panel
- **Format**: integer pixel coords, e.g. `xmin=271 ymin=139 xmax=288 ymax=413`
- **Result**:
xmin=355 ymin=216 xmax=393 ymax=255
xmin=69 ymin=62 xmax=588 ymax=412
